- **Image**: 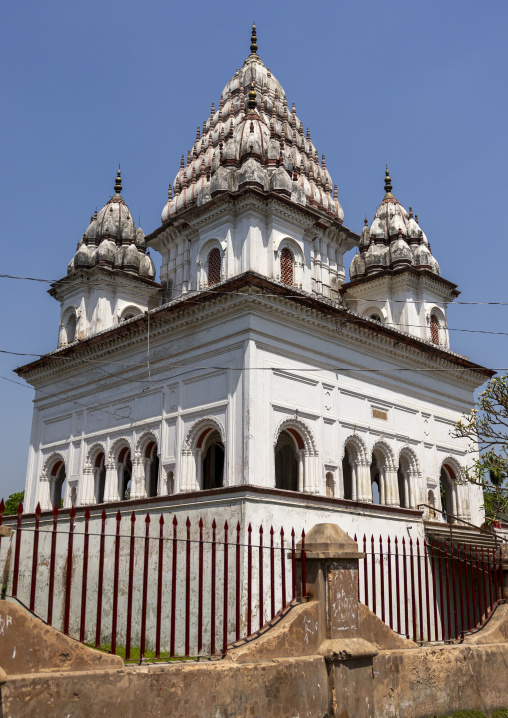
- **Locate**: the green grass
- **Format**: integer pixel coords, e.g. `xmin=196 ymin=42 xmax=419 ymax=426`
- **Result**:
xmin=429 ymin=712 xmax=508 ymax=718
xmin=85 ymin=642 xmax=196 ymax=663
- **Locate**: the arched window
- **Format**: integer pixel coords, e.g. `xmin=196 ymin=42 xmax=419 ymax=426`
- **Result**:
xmin=200 ymin=430 xmax=224 ymax=489
xmin=144 ymin=441 xmax=160 ymax=497
xmin=65 ymin=313 xmax=77 ymax=344
xmin=94 ymin=452 xmax=106 ymax=504
xmin=117 ymin=446 xmax=132 ymax=500
xmin=440 ymin=465 xmax=458 ymax=523
xmin=275 ymin=430 xmax=301 ymax=491
xmin=371 ymin=454 xmax=381 ymax=504
xmin=430 ymin=313 xmax=440 ymax=345
xmin=342 ymin=451 xmax=353 ymax=500
xmin=208 ymin=248 xmax=221 ymax=286
xmin=50 ymin=461 xmax=66 ymax=509
xmin=370 ymin=313 xmax=382 ymax=322
xmin=325 ymin=472 xmax=335 ymax=497
xmin=280 ymin=247 xmax=294 ymax=286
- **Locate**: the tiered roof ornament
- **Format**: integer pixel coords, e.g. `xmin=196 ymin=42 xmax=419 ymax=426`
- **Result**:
xmin=349 ymin=167 xmax=440 ymax=280
xmin=161 ymin=24 xmax=344 ymax=223
xmin=67 ymin=169 xmax=155 ymax=280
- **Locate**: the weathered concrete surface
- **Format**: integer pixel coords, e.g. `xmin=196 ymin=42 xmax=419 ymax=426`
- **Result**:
xmin=370 ymin=643 xmax=508 ymax=718
xmin=227 ymin=600 xmax=323 ymax=662
xmin=0 ymin=600 xmax=123 ymax=675
xmin=1 ymin=656 xmax=330 ymax=718
xmin=357 ymin=602 xmax=417 ymax=649
xmin=463 ymin=602 xmax=508 ymax=644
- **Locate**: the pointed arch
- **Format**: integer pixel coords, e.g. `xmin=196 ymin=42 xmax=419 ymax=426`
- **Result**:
xmin=371 ymin=440 xmax=396 ymax=471
xmin=183 ymin=417 xmax=227 ymax=452
xmin=108 ymin=437 xmax=132 ymax=465
xmin=398 ymin=446 xmax=421 ymax=475
xmin=40 ymin=452 xmax=67 ymax=510
xmin=181 ymin=417 xmax=227 ymax=492
xmin=341 ymin=434 xmax=368 ymax=465
xmin=85 ymin=442 xmax=107 ymax=469
xmin=41 ymin=452 xmax=66 ymax=478
xmin=273 ymin=417 xmax=317 ymax=455
xmin=136 ymin=431 xmax=160 ymax=457
xmin=440 ymin=456 xmax=464 ymax=481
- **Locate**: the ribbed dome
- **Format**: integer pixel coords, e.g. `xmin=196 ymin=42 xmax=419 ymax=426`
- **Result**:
xmin=161 ymin=25 xmax=344 ymax=224
xmin=350 ymin=168 xmax=439 ymax=280
xmin=67 ymin=170 xmax=156 ymax=281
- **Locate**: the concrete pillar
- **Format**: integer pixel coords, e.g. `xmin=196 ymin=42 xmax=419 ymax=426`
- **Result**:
xmin=130 ymin=457 xmax=146 ymax=500
xmin=79 ymin=468 xmax=95 ymax=506
xmin=297 ymin=523 xmax=378 ymax=718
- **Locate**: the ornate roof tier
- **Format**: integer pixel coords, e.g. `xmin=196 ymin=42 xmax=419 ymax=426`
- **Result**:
xmin=161 ymin=25 xmax=344 ymax=224
xmin=350 ymin=167 xmax=439 ymax=280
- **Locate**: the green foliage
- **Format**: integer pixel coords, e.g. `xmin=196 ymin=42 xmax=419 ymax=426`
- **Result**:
xmin=3 ymin=491 xmax=24 ymax=516
xmin=492 ymin=711 xmax=508 ymax=718
xmin=454 ymin=374 xmax=508 ymax=523
xmin=428 ymin=710 xmax=508 ymax=718
xmin=85 ymin=643 xmax=194 ymax=662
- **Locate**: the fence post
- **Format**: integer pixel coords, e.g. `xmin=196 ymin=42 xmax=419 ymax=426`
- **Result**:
xmin=295 ymin=523 xmax=366 ymax=644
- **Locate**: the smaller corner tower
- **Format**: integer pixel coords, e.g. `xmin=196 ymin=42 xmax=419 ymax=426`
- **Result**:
xmin=342 ymin=167 xmax=458 ymax=348
xmin=50 ymin=169 xmax=161 ymax=347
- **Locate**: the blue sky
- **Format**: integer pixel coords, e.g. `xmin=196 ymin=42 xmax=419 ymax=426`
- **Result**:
xmin=1 ymin=0 xmax=507 ymax=501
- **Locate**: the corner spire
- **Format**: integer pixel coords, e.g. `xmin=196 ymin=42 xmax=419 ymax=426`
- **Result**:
xmin=384 ymin=165 xmax=393 ymax=196
xmin=114 ymin=166 xmax=122 ymax=195
xmin=250 ymin=23 xmax=258 ymax=54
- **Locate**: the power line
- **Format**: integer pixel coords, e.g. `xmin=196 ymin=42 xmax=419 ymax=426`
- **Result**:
xmin=2 ymin=273 xmax=508 ymax=306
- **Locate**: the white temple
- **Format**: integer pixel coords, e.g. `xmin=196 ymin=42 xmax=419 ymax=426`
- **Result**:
xmin=15 ymin=25 xmax=493 ymax=539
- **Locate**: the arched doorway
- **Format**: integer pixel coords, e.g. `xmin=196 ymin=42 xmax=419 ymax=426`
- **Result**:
xmin=94 ymin=452 xmax=106 ymax=504
xmin=342 ymin=451 xmax=353 ymax=499
xmin=440 ymin=464 xmax=457 ymax=522
xmin=274 ymin=430 xmax=299 ymax=491
xmin=144 ymin=441 xmax=160 ymax=497
xmin=370 ymin=454 xmax=381 ymax=504
xmin=117 ymin=447 xmax=132 ymax=500
xmin=51 ymin=461 xmax=66 ymax=509
xmin=202 ymin=431 xmax=224 ymax=489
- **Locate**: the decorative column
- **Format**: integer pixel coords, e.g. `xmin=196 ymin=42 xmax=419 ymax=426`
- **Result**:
xmin=130 ymin=456 xmax=146 ymax=500
xmin=79 ymin=467 xmax=95 ymax=506
xmin=358 ymin=461 xmax=372 ymax=503
xmin=385 ymin=466 xmax=399 ymax=506
xmin=103 ymin=462 xmax=118 ymax=502
xmin=37 ymin=477 xmax=52 ymax=512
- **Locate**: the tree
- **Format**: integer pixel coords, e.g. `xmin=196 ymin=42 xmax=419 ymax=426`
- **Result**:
xmin=3 ymin=491 xmax=24 ymax=516
xmin=454 ymin=374 xmax=508 ymax=524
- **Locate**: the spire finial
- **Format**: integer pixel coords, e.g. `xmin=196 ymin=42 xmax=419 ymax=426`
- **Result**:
xmin=384 ymin=164 xmax=393 ymax=195
xmin=114 ymin=165 xmax=122 ymax=195
xmin=250 ymin=23 xmax=258 ymax=54
xmin=247 ymin=82 xmax=257 ymax=110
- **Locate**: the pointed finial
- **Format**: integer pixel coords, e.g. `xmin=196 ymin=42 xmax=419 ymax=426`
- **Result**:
xmin=114 ymin=166 xmax=122 ymax=194
xmin=409 ymin=206 xmax=413 ymax=218
xmin=250 ymin=23 xmax=258 ymax=54
xmin=364 ymin=217 xmax=368 ymax=225
xmin=334 ymin=185 xmax=338 ymax=200
xmin=384 ymin=165 xmax=393 ymax=195
xmin=247 ymin=82 xmax=257 ymax=110
xmin=168 ymin=183 xmax=172 ymax=201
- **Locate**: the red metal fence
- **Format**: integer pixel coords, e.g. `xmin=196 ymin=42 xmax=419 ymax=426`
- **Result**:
xmin=0 ymin=501 xmax=306 ymax=660
xmin=357 ymin=533 xmax=504 ymax=643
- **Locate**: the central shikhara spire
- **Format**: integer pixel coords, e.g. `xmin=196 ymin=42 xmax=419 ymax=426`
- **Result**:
xmin=161 ymin=24 xmax=344 ymax=224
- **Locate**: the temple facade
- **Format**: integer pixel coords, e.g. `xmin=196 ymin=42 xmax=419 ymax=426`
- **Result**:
xmin=15 ymin=26 xmax=492 ymax=536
